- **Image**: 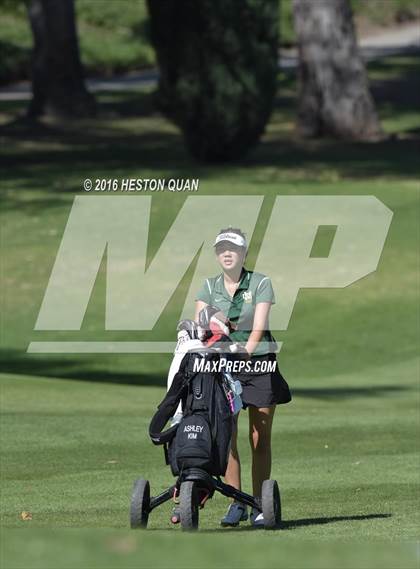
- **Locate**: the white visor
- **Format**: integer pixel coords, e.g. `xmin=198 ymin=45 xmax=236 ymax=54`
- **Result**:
xmin=213 ymin=232 xmax=247 ymax=249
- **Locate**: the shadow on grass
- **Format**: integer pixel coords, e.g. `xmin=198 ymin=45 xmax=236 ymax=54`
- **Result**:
xmin=249 ymin=136 xmax=419 ymax=179
xmin=154 ymin=513 xmax=392 ymax=533
xmin=0 ymin=350 xmax=413 ymax=398
xmin=281 ymin=512 xmax=392 ymax=530
xmin=292 ymin=385 xmax=408 ymax=399
xmin=0 ymin=52 xmax=419 ymax=211
xmin=368 ymin=54 xmax=420 ymax=111
xmin=0 ymin=349 xmax=168 ymax=387
xmin=0 ymin=118 xmax=418 ymax=215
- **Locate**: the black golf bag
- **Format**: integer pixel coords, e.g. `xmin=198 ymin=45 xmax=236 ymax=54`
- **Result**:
xmin=131 ymin=312 xmax=282 ymax=531
xmin=149 ymin=349 xmax=234 ymax=477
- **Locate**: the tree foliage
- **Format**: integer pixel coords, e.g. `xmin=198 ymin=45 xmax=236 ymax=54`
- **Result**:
xmin=147 ymin=0 xmax=278 ymax=162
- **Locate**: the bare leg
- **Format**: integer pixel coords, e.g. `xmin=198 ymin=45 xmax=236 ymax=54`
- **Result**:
xmin=248 ymin=406 xmax=276 ymax=497
xmin=224 ymin=414 xmax=241 ymax=491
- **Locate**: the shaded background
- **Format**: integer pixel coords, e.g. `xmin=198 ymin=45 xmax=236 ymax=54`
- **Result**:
xmin=0 ymin=1 xmax=419 ymax=567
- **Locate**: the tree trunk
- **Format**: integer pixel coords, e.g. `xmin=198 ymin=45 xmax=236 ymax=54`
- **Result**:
xmin=292 ymin=0 xmax=382 ymax=140
xmin=26 ymin=0 xmax=95 ymax=118
xmin=146 ymin=0 xmax=278 ymax=162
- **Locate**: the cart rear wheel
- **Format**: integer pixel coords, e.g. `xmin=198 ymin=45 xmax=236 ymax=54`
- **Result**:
xmin=261 ymin=479 xmax=281 ymax=529
xmin=130 ymin=479 xmax=150 ymax=529
xmin=179 ymin=481 xmax=199 ymax=531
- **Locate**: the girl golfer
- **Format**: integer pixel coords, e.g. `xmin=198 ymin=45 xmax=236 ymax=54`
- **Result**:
xmin=194 ymin=227 xmax=291 ymax=527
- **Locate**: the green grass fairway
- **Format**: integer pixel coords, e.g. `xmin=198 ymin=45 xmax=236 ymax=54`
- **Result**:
xmin=1 ymin=531 xmax=419 ymax=569
xmin=1 ymin=360 xmax=419 ymax=567
xmin=1 ymin=55 xmax=419 ymax=567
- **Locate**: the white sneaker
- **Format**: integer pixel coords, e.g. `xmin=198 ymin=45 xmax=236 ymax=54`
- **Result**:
xmin=251 ymin=510 xmax=265 ymax=528
xmin=250 ymin=498 xmax=264 ymax=528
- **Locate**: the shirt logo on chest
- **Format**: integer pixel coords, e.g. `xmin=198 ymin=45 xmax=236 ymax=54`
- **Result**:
xmin=242 ymin=291 xmax=253 ymax=303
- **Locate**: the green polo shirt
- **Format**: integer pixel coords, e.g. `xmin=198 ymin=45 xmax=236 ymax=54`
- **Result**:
xmin=195 ymin=269 xmax=278 ymax=355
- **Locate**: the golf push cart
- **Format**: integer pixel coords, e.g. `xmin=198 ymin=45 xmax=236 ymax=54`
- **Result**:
xmin=130 ymin=310 xmax=282 ymax=531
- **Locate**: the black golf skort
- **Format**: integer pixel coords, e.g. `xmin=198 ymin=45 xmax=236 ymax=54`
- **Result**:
xmin=232 ymin=353 xmax=292 ymax=409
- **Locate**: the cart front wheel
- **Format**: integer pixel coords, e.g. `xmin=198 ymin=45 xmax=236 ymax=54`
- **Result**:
xmin=130 ymin=479 xmax=150 ymax=529
xmin=261 ymin=479 xmax=281 ymax=529
xmin=180 ymin=481 xmax=199 ymax=531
